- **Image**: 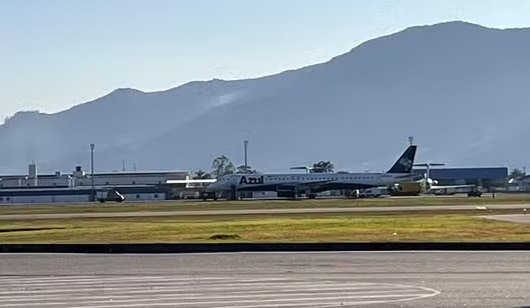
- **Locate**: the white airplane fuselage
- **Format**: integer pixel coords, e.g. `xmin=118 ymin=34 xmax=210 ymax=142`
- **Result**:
xmin=205 ymin=172 xmax=415 ymax=193
xmin=205 ymin=144 xmax=418 ymax=196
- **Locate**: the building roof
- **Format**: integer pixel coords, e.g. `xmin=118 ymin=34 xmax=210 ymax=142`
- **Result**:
xmin=413 ymin=167 xmax=508 ymax=180
xmin=93 ymin=171 xmax=189 ymax=177
xmin=0 ymin=174 xmax=71 ymax=180
xmin=0 ymin=170 xmax=189 ymax=180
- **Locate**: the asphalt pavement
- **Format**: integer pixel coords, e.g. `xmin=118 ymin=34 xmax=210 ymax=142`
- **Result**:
xmin=0 ymin=203 xmax=529 ymax=220
xmin=481 ymin=214 xmax=530 ymax=224
xmin=0 ymin=251 xmax=528 ymax=307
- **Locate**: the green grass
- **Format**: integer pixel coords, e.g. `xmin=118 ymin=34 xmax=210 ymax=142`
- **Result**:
xmin=0 ymin=210 xmax=528 ymax=243
xmin=0 ymin=193 xmax=529 ymax=216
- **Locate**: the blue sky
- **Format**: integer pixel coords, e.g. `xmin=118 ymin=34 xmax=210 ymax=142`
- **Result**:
xmin=1 ymin=0 xmax=530 ymax=122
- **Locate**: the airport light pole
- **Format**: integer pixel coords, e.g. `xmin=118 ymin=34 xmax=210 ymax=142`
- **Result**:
xmin=90 ymin=144 xmax=95 ymax=202
xmin=243 ymin=140 xmax=249 ymax=171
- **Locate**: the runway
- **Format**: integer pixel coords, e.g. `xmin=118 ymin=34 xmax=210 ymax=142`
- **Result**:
xmin=0 ymin=203 xmax=529 ymax=220
xmin=0 ymin=251 xmax=528 ymax=307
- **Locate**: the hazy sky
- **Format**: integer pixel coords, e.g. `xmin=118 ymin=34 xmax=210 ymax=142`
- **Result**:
xmin=2 ymin=0 xmax=530 ymax=122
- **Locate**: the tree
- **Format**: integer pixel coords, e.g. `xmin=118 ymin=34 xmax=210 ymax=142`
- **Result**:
xmin=211 ymin=155 xmax=235 ymax=178
xmin=193 ymin=169 xmax=212 ymax=179
xmin=311 ymin=161 xmax=335 ymax=173
xmin=509 ymin=168 xmax=526 ymax=179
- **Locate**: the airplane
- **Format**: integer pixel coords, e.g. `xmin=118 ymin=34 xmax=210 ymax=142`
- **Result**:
xmin=423 ymin=180 xmax=477 ymax=195
xmin=203 ymin=144 xmax=418 ymax=200
xmin=413 ymin=163 xmax=478 ymax=195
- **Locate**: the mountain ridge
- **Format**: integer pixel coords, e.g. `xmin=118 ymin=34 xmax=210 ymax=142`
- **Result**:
xmin=4 ymin=21 xmax=524 ymax=122
xmin=2 ymin=21 xmax=529 ymax=174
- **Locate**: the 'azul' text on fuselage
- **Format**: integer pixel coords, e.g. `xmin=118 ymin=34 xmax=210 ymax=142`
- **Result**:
xmin=239 ymin=176 xmax=264 ymax=185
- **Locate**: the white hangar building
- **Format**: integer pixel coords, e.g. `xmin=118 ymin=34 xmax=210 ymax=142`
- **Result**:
xmin=0 ymin=164 xmax=193 ymax=204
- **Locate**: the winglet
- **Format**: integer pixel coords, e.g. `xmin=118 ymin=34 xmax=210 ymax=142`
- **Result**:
xmin=386 ymin=145 xmax=417 ymax=174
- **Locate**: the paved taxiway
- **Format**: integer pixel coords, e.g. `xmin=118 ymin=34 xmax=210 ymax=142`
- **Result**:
xmin=481 ymin=214 xmax=530 ymax=224
xmin=0 ymin=203 xmax=529 ymax=220
xmin=0 ymin=251 xmax=528 ymax=307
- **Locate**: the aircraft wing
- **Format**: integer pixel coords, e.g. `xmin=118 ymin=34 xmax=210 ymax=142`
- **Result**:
xmin=430 ymin=184 xmax=476 ymax=190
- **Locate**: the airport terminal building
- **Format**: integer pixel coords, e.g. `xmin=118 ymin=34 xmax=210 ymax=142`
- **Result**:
xmin=0 ymin=164 xmax=196 ymax=204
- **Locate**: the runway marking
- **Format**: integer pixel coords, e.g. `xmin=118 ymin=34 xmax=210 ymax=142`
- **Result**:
xmin=0 ymin=293 xmax=434 ymax=307
xmin=0 ymin=280 xmax=375 ymax=292
xmin=0 ymin=283 xmax=394 ymax=296
xmin=0 ymin=276 xmax=293 ymax=283
xmin=0 ymin=283 xmax=393 ymax=298
xmin=0 ymin=277 xmax=303 ymax=287
xmin=0 ymin=275 xmax=440 ymax=307
xmin=0 ymin=287 xmax=422 ymax=302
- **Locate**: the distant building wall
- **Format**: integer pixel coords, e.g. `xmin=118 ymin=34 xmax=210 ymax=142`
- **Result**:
xmin=0 ymin=193 xmax=90 ymax=204
xmin=506 ymin=175 xmax=530 ymax=192
xmin=0 ymin=166 xmax=190 ymax=204
xmin=0 ymin=176 xmax=71 ymax=189
xmin=251 ymin=191 xmax=278 ymax=198
xmin=413 ymin=167 xmax=508 ymax=187
xmin=0 ymin=168 xmax=189 ymax=189
xmin=0 ymin=188 xmax=167 ymax=204
xmin=122 ymin=193 xmax=167 ymax=201
xmin=76 ymin=172 xmax=189 ymax=187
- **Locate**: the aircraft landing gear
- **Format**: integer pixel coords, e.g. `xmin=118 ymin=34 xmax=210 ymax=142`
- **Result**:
xmin=201 ymin=191 xmax=219 ymax=201
xmin=305 ymin=189 xmax=316 ymax=199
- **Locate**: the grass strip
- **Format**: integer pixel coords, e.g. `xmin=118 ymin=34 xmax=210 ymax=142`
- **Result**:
xmin=0 ymin=210 xmax=528 ymax=243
